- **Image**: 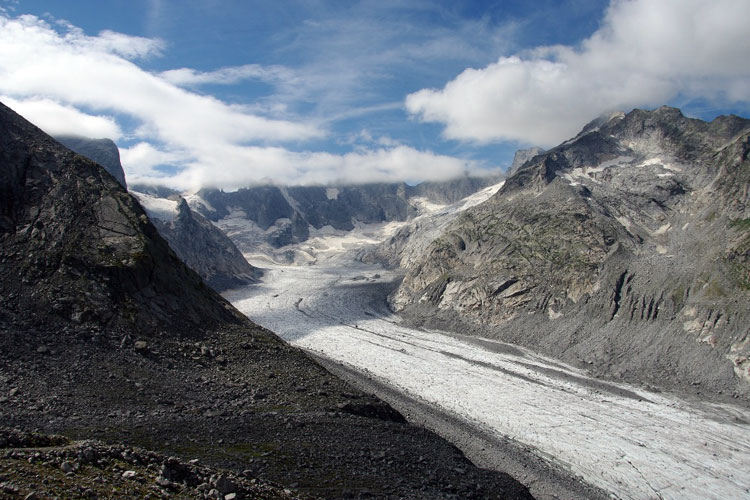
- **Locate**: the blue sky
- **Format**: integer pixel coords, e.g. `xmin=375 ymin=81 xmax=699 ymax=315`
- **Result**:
xmin=1 ymin=0 xmax=749 ymax=190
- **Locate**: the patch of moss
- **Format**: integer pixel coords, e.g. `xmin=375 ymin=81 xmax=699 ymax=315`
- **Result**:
xmin=727 ymin=261 xmax=750 ymax=290
xmin=671 ymin=283 xmax=687 ymax=310
xmin=704 ymin=279 xmax=727 ymax=298
xmin=729 ymin=218 xmax=750 ymax=231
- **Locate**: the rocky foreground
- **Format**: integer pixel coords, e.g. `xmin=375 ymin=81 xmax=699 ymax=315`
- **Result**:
xmin=0 ymin=428 xmax=302 ymax=499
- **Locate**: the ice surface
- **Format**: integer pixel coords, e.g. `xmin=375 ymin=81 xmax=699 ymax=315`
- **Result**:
xmin=226 ymin=237 xmax=750 ymax=500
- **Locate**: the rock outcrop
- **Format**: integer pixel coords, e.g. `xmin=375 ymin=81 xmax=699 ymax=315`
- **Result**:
xmin=133 ymin=193 xmax=261 ymax=291
xmin=506 ymin=147 xmax=544 ymax=177
xmin=187 ymin=176 xmax=501 ymax=252
xmin=55 ymin=135 xmax=127 ymax=189
xmin=391 ymin=106 xmax=750 ymax=400
xmin=0 ymin=103 xmax=241 ymax=335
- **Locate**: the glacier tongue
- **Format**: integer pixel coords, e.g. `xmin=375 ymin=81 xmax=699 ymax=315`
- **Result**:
xmin=226 ymin=257 xmax=750 ymax=500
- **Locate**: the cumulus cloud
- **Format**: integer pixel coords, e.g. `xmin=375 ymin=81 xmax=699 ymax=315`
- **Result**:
xmin=2 ymin=95 xmax=122 ymax=139
xmin=406 ymin=0 xmax=750 ymax=146
xmin=0 ymin=14 xmax=327 ymax=185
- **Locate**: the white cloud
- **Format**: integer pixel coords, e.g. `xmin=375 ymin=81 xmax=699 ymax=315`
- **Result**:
xmin=160 ymin=64 xmax=297 ymax=87
xmin=0 ymin=14 xmax=324 ymax=184
xmin=0 ymin=15 xmax=320 ymax=144
xmin=2 ymin=95 xmax=122 ymax=139
xmin=129 ymin=143 xmax=474 ymax=191
xmin=0 ymin=12 xmax=485 ymax=190
xmin=406 ymin=0 xmax=750 ymax=146
xmin=118 ymin=141 xmax=189 ymax=179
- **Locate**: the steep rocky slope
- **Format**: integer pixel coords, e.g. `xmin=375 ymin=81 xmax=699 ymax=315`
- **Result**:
xmin=391 ymin=107 xmax=750 ymax=400
xmin=1 ymin=106 xmax=240 ymax=335
xmin=55 ymin=135 xmax=127 ymax=188
xmin=54 ymin=137 xmax=261 ymax=292
xmin=133 ymin=192 xmax=261 ymax=291
xmin=0 ymin=102 xmax=532 ymax=499
xmin=361 ymin=181 xmax=506 ymax=269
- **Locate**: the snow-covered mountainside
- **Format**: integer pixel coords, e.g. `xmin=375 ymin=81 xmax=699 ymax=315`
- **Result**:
xmin=361 ymin=180 xmax=505 ymax=269
xmin=390 ymin=106 xmax=750 ymax=401
xmin=186 ymin=176 xmax=500 ymax=255
xmin=132 ymin=192 xmax=261 ymax=291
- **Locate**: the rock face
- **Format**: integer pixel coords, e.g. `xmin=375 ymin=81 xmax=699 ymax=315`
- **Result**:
xmin=0 ymin=103 xmax=241 ymax=334
xmin=361 ymin=180 xmax=506 ymax=269
xmin=55 ymin=135 xmax=127 ymax=189
xmin=391 ymin=106 xmax=750 ymax=399
xmin=133 ymin=193 xmax=261 ymax=291
xmin=506 ymin=147 xmax=544 ymax=177
xmin=52 ymin=138 xmax=259 ymax=292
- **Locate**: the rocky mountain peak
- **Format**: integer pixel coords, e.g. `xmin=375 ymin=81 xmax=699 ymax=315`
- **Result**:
xmin=501 ymin=107 xmax=750 ymax=196
xmin=132 ymin=191 xmax=261 ymax=291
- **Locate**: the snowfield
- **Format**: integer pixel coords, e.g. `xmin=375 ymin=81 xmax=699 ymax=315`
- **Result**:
xmin=225 ymin=257 xmax=750 ymax=500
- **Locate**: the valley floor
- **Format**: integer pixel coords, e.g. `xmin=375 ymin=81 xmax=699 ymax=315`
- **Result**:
xmin=226 ymin=259 xmax=750 ymax=500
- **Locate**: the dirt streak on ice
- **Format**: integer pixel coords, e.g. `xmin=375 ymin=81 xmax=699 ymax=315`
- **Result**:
xmin=226 ymin=262 xmax=750 ymax=500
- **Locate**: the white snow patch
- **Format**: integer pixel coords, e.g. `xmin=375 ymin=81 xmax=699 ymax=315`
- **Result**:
xmin=663 ymin=163 xmax=683 ymax=172
xmin=457 ymin=181 xmax=504 ymax=211
xmin=563 ymin=156 xmax=633 ymax=185
xmin=131 ymin=192 xmax=178 ymax=221
xmin=409 ymin=196 xmax=447 ymax=215
xmin=636 ymin=157 xmax=684 ymax=173
xmin=637 ymin=157 xmax=664 ymax=168
xmin=184 ymin=193 xmax=215 ymax=213
xmin=616 ymin=216 xmax=633 ymax=230
xmin=325 ymin=188 xmax=340 ymax=200
xmin=547 ymin=307 xmax=563 ymax=320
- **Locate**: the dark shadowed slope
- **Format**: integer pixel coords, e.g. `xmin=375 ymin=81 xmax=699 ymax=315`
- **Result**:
xmin=1 ymin=103 xmax=242 ymax=336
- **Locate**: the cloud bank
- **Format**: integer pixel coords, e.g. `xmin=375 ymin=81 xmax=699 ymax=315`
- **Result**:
xmin=0 ymin=14 xmax=472 ymax=190
xmin=406 ymin=0 xmax=750 ymax=146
